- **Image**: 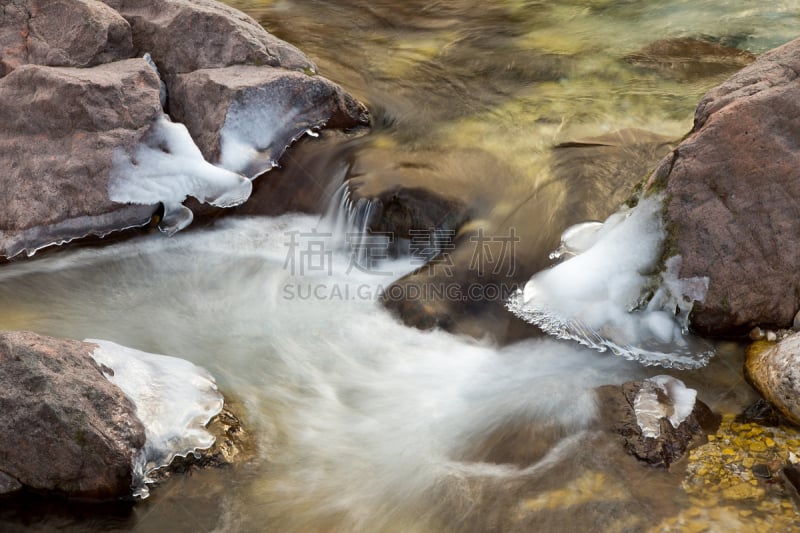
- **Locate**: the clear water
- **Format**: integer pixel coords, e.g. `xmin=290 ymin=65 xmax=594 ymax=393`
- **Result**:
xmin=1 ymin=0 xmax=798 ymax=530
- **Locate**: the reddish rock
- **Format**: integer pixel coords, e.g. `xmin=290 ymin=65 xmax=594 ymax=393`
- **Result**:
xmin=0 ymin=0 xmax=132 ymax=77
xmin=0 ymin=331 xmax=145 ymax=498
xmin=0 ymin=58 xmax=162 ymax=258
xmin=645 ymin=37 xmax=800 ymax=335
xmin=100 ymin=0 xmax=314 ymax=76
xmin=169 ymin=65 xmax=369 ymax=177
xmin=596 ymin=381 xmax=718 ymax=468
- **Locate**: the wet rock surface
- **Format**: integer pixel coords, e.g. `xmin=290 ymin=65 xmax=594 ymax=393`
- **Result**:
xmin=0 ymin=331 xmax=146 ymax=499
xmin=745 ymin=334 xmax=800 ymax=426
xmin=644 ymin=36 xmax=800 ymax=336
xmin=597 ymin=379 xmax=719 ymax=468
xmin=148 ymin=400 xmax=252 ymax=485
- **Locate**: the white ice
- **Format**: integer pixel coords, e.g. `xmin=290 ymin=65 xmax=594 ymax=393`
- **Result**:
xmin=507 ymin=195 xmax=714 ymax=369
xmin=88 ymin=339 xmax=224 ymax=499
xmin=218 ymin=88 xmax=326 ymax=178
xmin=109 ymin=115 xmax=253 ymax=235
xmin=633 ymin=375 xmax=697 ymax=438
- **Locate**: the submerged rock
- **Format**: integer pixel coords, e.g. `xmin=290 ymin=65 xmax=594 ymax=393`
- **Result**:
xmin=624 ymin=37 xmax=755 ymax=81
xmin=0 ymin=58 xmax=163 ymax=258
xmin=644 ymin=37 xmax=800 ymax=335
xmin=745 ymin=333 xmax=800 ymax=427
xmin=597 ymin=377 xmax=718 ymax=467
xmin=0 ymin=331 xmax=146 ymax=499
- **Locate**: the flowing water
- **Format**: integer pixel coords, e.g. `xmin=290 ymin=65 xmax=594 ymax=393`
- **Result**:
xmin=1 ymin=1 xmax=800 ymax=531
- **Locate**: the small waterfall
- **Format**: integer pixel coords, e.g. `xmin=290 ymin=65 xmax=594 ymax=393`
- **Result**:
xmin=321 ymin=182 xmax=390 ymax=269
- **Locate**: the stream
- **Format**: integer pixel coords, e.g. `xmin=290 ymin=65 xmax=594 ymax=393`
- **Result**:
xmin=1 ymin=0 xmax=800 ymax=531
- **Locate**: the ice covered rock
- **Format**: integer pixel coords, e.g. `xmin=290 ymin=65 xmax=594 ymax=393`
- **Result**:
xmin=169 ymin=65 xmax=370 ymax=179
xmin=88 ymin=339 xmax=224 ymax=498
xmin=0 ymin=0 xmax=133 ymax=77
xmin=0 ymin=58 xmax=163 ymax=258
xmin=644 ymin=36 xmax=800 ymax=335
xmin=0 ymin=331 xmax=146 ymax=498
xmin=108 ymin=115 xmax=253 ymax=235
xmin=597 ymin=378 xmax=717 ymax=468
xmin=633 ymin=375 xmax=697 ymax=438
xmin=507 ymin=195 xmax=713 ymax=369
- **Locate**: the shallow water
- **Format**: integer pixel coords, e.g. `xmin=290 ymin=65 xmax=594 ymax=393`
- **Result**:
xmin=2 ymin=0 xmax=800 ymax=531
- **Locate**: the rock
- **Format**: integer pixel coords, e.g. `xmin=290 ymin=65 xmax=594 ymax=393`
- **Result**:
xmin=0 ymin=331 xmax=146 ymax=498
xmin=0 ymin=0 xmax=133 ymax=77
xmin=624 ymin=38 xmax=755 ymax=81
xmin=735 ymin=398 xmax=787 ymax=427
xmin=0 ymin=58 xmax=163 ymax=258
xmin=783 ymin=464 xmax=800 ymax=495
xmin=644 ymin=37 xmax=800 ymax=335
xmin=0 ymin=472 xmax=21 ymax=495
xmin=745 ymin=332 xmax=800 ymax=426
xmin=148 ymin=401 xmax=252 ymax=486
xmin=596 ymin=378 xmax=718 ymax=467
xmin=100 ymin=0 xmax=314 ymax=77
xmin=169 ymin=65 xmax=369 ymax=178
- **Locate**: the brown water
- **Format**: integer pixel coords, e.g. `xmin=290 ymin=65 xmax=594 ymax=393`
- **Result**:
xmin=1 ymin=1 xmax=800 ymax=531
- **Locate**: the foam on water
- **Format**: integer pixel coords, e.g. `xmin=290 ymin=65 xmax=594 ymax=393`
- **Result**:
xmin=0 ymin=214 xmax=649 ymax=528
xmin=508 ymin=195 xmax=714 ymax=369
xmin=89 ymin=339 xmax=224 ymax=499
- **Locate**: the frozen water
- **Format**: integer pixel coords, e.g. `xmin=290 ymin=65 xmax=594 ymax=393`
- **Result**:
xmin=218 ymin=88 xmax=328 ymax=178
xmin=109 ymin=115 xmax=253 ymax=235
xmin=549 ymin=221 xmax=604 ymax=260
xmin=89 ymin=339 xmax=224 ymax=499
xmin=633 ymin=375 xmax=697 ymax=438
xmin=508 ymin=196 xmax=714 ymax=369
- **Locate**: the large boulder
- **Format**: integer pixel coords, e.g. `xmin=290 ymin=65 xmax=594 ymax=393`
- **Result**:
xmin=0 ymin=331 xmax=146 ymax=498
xmin=100 ymin=0 xmax=314 ymax=77
xmin=644 ymin=37 xmax=800 ymax=335
xmin=0 ymin=58 xmax=163 ymax=258
xmin=0 ymin=0 xmax=133 ymax=77
xmin=169 ymin=65 xmax=369 ymax=178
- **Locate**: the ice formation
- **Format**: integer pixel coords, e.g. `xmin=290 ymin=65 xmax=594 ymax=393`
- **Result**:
xmin=109 ymin=115 xmax=253 ymax=235
xmin=88 ymin=339 xmax=224 ymax=499
xmin=507 ymin=195 xmax=714 ymax=369
xmin=633 ymin=375 xmax=697 ymax=438
xmin=218 ymin=88 xmax=325 ymax=178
